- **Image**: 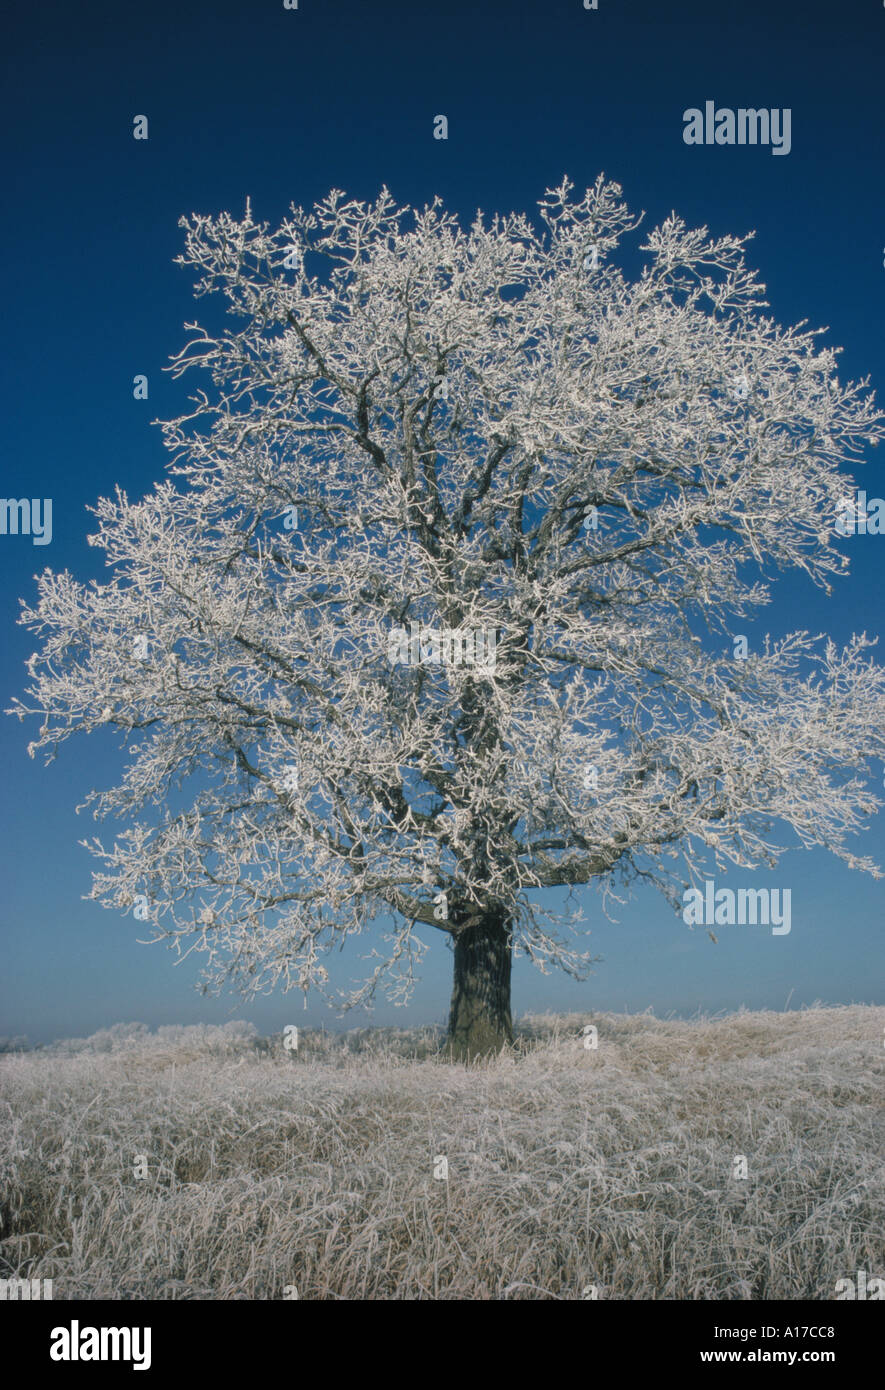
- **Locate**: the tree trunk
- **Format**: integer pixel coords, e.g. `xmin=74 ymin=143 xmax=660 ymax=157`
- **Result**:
xmin=446 ymin=909 xmax=513 ymax=1061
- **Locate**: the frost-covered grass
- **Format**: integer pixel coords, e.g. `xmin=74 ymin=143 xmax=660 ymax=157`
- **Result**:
xmin=1 ymin=1007 xmax=882 ymax=1300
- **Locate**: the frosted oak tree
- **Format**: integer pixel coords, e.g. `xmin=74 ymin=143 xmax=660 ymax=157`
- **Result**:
xmin=12 ymin=178 xmax=885 ymax=1058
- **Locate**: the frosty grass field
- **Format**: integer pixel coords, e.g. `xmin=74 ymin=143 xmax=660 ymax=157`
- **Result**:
xmin=1 ymin=1005 xmax=882 ymax=1300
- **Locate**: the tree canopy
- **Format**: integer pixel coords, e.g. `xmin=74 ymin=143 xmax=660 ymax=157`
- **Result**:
xmin=12 ymin=177 xmax=885 ymax=1051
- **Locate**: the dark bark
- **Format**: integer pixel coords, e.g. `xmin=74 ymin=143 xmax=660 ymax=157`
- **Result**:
xmin=446 ymin=907 xmax=513 ymax=1061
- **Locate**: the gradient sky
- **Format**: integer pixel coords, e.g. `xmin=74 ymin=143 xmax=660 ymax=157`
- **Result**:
xmin=2 ymin=0 xmax=883 ymax=1045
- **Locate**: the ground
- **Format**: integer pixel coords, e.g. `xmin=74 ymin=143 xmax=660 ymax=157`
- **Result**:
xmin=1 ymin=1006 xmax=882 ymax=1299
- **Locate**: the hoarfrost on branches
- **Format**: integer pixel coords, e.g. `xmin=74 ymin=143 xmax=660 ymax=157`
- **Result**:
xmin=11 ymin=177 xmax=885 ymax=1010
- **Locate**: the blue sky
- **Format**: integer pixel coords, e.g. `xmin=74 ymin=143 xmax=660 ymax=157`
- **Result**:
xmin=1 ymin=0 xmax=883 ymax=1044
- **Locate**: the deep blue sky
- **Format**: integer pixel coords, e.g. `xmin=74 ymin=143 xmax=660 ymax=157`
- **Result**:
xmin=2 ymin=0 xmax=883 ymax=1044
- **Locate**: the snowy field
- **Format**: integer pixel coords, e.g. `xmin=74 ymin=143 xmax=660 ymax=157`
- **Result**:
xmin=1 ymin=1006 xmax=882 ymax=1300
